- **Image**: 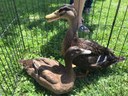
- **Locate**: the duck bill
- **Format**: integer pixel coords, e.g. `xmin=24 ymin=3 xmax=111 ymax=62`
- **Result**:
xmin=112 ymin=56 xmax=125 ymax=65
xmin=117 ymin=56 xmax=125 ymax=62
xmin=81 ymin=49 xmax=91 ymax=55
xmin=45 ymin=11 xmax=60 ymax=22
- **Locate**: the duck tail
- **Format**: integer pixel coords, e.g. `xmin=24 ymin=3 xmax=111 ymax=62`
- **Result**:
xmin=117 ymin=56 xmax=126 ymax=62
xmin=19 ymin=59 xmax=33 ymax=69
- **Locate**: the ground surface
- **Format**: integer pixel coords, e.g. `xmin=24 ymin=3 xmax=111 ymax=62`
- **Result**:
xmin=0 ymin=0 xmax=128 ymax=96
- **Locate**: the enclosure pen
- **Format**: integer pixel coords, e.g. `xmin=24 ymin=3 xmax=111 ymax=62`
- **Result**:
xmin=0 ymin=0 xmax=128 ymax=96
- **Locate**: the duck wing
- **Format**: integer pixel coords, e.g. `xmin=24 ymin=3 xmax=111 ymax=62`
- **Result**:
xmin=33 ymin=58 xmax=65 ymax=84
xmin=76 ymin=38 xmax=109 ymax=55
xmin=72 ymin=38 xmax=114 ymax=70
xmin=33 ymin=58 xmax=65 ymax=74
xmin=35 ymin=58 xmax=60 ymax=67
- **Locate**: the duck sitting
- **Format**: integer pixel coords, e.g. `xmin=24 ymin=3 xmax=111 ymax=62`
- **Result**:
xmin=19 ymin=46 xmax=91 ymax=94
xmin=45 ymin=4 xmax=125 ymax=76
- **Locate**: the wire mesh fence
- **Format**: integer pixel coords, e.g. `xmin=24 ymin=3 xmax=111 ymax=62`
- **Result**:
xmin=0 ymin=0 xmax=128 ymax=95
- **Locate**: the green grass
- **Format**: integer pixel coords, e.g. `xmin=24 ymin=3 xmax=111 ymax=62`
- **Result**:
xmin=0 ymin=0 xmax=128 ymax=95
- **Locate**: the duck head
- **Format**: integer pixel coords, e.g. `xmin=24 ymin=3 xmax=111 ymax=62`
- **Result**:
xmin=64 ymin=46 xmax=91 ymax=73
xmin=45 ymin=4 xmax=77 ymax=22
xmin=65 ymin=46 xmax=91 ymax=61
xmin=45 ymin=4 xmax=79 ymax=56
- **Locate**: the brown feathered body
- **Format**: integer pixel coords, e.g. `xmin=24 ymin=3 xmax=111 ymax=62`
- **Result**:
xmin=45 ymin=5 xmax=125 ymax=73
xmin=20 ymin=57 xmax=74 ymax=94
xmin=19 ymin=46 xmax=91 ymax=94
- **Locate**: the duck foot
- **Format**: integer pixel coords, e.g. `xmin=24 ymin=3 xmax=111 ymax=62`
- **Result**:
xmin=76 ymin=70 xmax=89 ymax=78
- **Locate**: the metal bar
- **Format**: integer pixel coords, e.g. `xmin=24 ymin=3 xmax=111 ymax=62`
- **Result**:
xmin=0 ymin=0 xmax=12 ymax=31
xmin=0 ymin=47 xmax=16 ymax=86
xmin=0 ymin=3 xmax=20 ymax=73
xmin=0 ymin=58 xmax=14 ymax=94
xmin=24 ymin=0 xmax=31 ymax=52
xmin=0 ymin=83 xmax=7 ymax=96
xmin=9 ymin=0 xmax=24 ymax=59
xmin=50 ymin=0 xmax=56 ymax=56
xmin=101 ymin=0 xmax=112 ymax=44
xmin=5 ymin=0 xmax=15 ymax=20
xmin=0 ymin=70 xmax=12 ymax=96
xmin=12 ymin=0 xmax=25 ymax=49
xmin=30 ymin=0 xmax=36 ymax=51
xmin=90 ymin=0 xmax=96 ymax=26
xmin=43 ymin=0 xmax=48 ymax=56
xmin=35 ymin=0 xmax=40 ymax=50
xmin=119 ymin=29 xmax=128 ymax=57
xmin=119 ymin=6 xmax=128 ymax=56
xmin=1 ymin=2 xmax=17 ymax=85
xmin=113 ymin=5 xmax=128 ymax=50
xmin=95 ymin=0 xmax=104 ymax=41
xmin=106 ymin=0 xmax=121 ymax=48
xmin=0 ymin=0 xmax=22 ymax=63
xmin=4 ymin=44 xmax=17 ymax=73
xmin=5 ymin=38 xmax=19 ymax=72
xmin=0 ymin=20 xmax=20 ymax=69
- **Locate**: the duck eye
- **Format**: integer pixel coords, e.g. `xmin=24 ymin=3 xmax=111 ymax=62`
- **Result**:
xmin=63 ymin=7 xmax=71 ymax=11
xmin=59 ymin=6 xmax=71 ymax=13
xmin=76 ymin=50 xmax=80 ymax=54
xmin=71 ymin=53 xmax=74 ymax=57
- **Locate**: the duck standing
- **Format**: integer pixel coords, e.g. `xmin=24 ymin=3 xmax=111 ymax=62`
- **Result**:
xmin=45 ymin=4 xmax=125 ymax=76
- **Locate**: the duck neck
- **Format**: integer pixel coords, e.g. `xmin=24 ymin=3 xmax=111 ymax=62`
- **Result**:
xmin=64 ymin=56 xmax=74 ymax=75
xmin=68 ymin=17 xmax=78 ymax=32
xmin=62 ymin=18 xmax=78 ymax=55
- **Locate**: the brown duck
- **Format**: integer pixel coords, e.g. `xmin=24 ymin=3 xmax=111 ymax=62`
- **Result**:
xmin=19 ymin=46 xmax=91 ymax=94
xmin=45 ymin=4 xmax=125 ymax=76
